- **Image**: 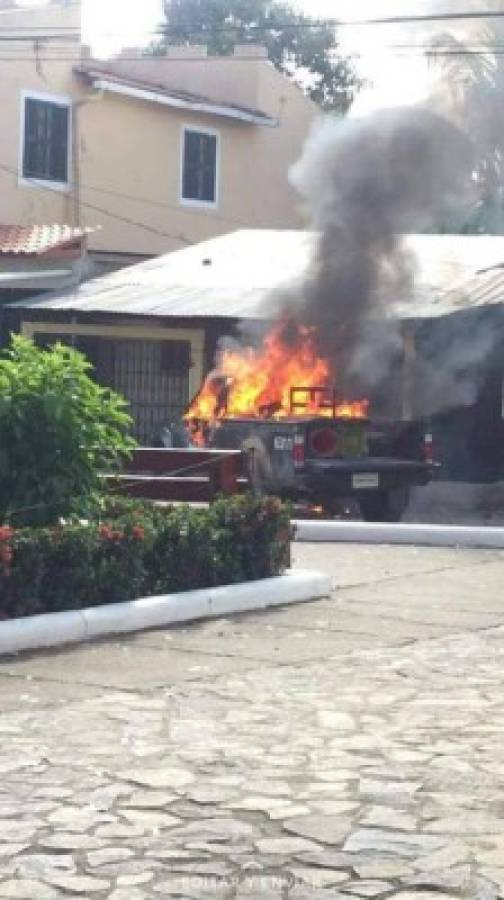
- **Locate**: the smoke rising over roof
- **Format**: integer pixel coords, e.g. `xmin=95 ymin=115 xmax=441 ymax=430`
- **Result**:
xmin=289 ymin=106 xmax=474 ymax=329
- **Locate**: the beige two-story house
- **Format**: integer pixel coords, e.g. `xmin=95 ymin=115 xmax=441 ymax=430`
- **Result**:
xmin=0 ymin=0 xmax=319 ymax=276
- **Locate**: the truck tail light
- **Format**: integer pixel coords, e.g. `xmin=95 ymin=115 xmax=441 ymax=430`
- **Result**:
xmin=292 ymin=434 xmax=305 ymax=466
xmin=310 ymin=427 xmax=338 ymax=458
xmin=424 ymin=430 xmax=434 ymax=464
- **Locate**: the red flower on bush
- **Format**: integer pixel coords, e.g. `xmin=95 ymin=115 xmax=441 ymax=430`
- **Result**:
xmin=0 ymin=544 xmax=13 ymax=566
xmin=0 ymin=525 xmax=14 ymax=577
xmin=99 ymin=525 xmax=124 ymax=543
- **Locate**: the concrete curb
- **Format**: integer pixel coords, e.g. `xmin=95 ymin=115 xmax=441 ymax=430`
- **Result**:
xmin=0 ymin=569 xmax=331 ymax=657
xmin=294 ymin=520 xmax=504 ymax=549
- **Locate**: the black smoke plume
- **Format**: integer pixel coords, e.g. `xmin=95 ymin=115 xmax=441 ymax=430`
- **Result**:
xmin=289 ymin=106 xmax=474 ymax=330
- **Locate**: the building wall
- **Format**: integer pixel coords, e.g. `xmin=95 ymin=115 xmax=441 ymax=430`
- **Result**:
xmin=0 ymin=3 xmax=319 ymax=258
xmin=0 ymin=2 xmax=86 ymax=227
xmin=97 ymin=47 xmax=266 ymax=116
xmin=78 ymin=87 xmax=317 ymax=256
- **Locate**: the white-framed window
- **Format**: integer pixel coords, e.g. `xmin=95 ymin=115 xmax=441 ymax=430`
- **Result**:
xmin=20 ymin=90 xmax=72 ymax=190
xmin=180 ymin=126 xmax=219 ymax=208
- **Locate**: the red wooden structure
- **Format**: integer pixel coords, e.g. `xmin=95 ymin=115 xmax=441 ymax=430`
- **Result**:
xmin=106 ymin=447 xmax=247 ymax=503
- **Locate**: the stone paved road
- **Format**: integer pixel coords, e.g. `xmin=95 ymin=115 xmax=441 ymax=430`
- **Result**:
xmin=1 ymin=543 xmax=504 ymax=898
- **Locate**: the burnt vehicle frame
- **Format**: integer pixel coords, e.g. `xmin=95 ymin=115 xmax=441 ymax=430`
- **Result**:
xmin=181 ymin=385 xmax=434 ymax=522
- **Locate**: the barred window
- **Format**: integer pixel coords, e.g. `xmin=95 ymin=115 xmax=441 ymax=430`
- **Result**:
xmin=23 ymin=96 xmax=70 ymax=184
xmin=182 ymin=129 xmax=217 ymax=205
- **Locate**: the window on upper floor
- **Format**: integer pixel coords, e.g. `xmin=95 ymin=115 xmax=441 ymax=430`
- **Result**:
xmin=181 ymin=128 xmax=218 ymax=207
xmin=21 ymin=93 xmax=71 ymax=187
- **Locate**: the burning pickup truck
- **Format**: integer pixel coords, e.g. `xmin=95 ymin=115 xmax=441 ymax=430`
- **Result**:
xmin=176 ymin=318 xmax=434 ymax=521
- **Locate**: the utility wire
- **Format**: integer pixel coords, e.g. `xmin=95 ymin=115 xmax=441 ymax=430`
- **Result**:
xmin=67 ymin=181 xmax=263 ymax=231
xmin=338 ymin=10 xmax=504 ymax=26
xmin=4 ymin=49 xmax=504 ymax=60
xmin=8 ymin=42 xmax=504 ymax=50
xmin=4 ymin=42 xmax=504 ymax=58
xmin=0 ymin=159 xmax=269 ymax=232
xmin=0 ymin=33 xmax=80 ymax=41
xmin=5 ymin=9 xmax=504 ymax=33
xmin=0 ymin=159 xmax=276 ymax=238
xmin=0 ymin=162 xmax=193 ymax=245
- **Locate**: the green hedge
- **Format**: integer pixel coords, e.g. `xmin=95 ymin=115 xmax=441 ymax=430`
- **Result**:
xmin=0 ymin=336 xmax=135 ymax=528
xmin=0 ymin=495 xmax=291 ymax=620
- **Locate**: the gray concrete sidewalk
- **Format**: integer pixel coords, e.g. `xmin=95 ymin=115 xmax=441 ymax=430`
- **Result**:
xmin=0 ymin=543 xmax=504 ymax=898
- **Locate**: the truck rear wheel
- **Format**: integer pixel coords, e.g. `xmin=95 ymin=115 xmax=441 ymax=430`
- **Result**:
xmin=322 ymin=498 xmax=360 ymax=519
xmin=359 ymin=488 xmax=410 ymax=523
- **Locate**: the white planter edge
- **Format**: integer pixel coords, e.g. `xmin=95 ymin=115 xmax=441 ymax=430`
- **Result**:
xmin=294 ymin=519 xmax=504 ymax=549
xmin=0 ymin=569 xmax=331 ymax=657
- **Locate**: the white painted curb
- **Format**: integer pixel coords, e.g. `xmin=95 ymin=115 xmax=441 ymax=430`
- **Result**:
xmin=0 ymin=569 xmax=330 ymax=657
xmin=294 ymin=520 xmax=504 ymax=549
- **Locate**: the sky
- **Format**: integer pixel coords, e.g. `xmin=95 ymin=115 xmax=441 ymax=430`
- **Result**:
xmin=294 ymin=1 xmax=477 ymax=111
xmin=302 ymin=1 xmax=436 ymax=111
xmin=78 ymin=0 xmax=444 ymax=111
xmin=22 ymin=0 xmax=475 ymax=112
xmin=82 ymin=0 xmax=164 ymax=55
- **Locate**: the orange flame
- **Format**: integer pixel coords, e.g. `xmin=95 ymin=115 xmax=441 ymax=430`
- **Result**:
xmin=185 ymin=318 xmax=369 ymax=442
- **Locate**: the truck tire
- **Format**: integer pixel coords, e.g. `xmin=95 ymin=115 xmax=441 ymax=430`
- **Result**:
xmin=322 ymin=498 xmax=360 ymax=519
xmin=359 ymin=487 xmax=410 ymax=522
xmin=241 ymin=437 xmax=273 ymax=494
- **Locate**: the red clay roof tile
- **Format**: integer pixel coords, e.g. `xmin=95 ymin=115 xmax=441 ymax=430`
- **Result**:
xmin=0 ymin=224 xmax=94 ymax=256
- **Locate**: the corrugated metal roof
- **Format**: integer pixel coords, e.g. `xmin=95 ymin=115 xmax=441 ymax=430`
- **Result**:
xmin=414 ymin=265 xmax=504 ymax=318
xmin=0 ymin=224 xmax=95 ymax=256
xmin=10 ymin=230 xmax=314 ymax=319
xmin=9 ymin=230 xmax=504 ymax=321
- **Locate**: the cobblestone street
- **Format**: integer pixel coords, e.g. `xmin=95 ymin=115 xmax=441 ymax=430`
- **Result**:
xmin=1 ymin=543 xmax=504 ymax=898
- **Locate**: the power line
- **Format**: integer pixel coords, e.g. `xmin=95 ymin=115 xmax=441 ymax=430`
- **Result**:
xmin=0 ymin=33 xmax=79 ymax=41
xmin=3 ymin=48 xmax=504 ymax=61
xmin=74 ymin=182 xmax=263 ymax=231
xmin=0 ymin=162 xmax=193 ymax=245
xmin=7 ymin=41 xmax=502 ymax=50
xmin=1 ymin=43 xmax=504 ymax=59
xmin=340 ymin=10 xmax=504 ymax=26
xmin=0 ymin=159 xmax=267 ymax=238
xmin=4 ymin=9 xmax=504 ymax=34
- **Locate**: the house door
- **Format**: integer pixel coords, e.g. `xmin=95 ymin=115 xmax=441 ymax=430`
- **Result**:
xmin=109 ymin=339 xmax=191 ymax=443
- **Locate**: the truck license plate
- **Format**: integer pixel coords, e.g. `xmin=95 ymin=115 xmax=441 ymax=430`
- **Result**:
xmin=274 ymin=436 xmax=293 ymax=451
xmin=352 ymin=473 xmax=379 ymax=489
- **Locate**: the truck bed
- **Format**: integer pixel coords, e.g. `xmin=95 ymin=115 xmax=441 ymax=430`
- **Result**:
xmin=206 ymin=414 xmax=433 ymax=520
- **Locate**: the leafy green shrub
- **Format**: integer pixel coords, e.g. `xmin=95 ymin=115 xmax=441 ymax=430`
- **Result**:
xmin=0 ymin=495 xmax=292 ymax=620
xmin=0 ymin=336 xmax=135 ymax=527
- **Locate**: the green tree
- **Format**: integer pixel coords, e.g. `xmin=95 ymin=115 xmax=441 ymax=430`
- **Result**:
xmin=155 ymin=0 xmax=360 ymax=112
xmin=429 ymin=25 xmax=504 ymax=232
xmin=0 ymin=336 xmax=135 ymax=526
